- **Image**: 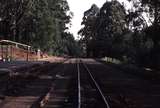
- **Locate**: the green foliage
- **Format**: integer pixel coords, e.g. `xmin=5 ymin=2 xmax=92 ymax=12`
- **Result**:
xmin=79 ymin=1 xmax=127 ymax=58
xmin=127 ymin=0 xmax=160 ymax=67
xmin=0 ymin=0 xmax=79 ymax=56
xmin=79 ymin=0 xmax=160 ymax=68
xmin=78 ymin=4 xmax=99 ymax=56
xmin=96 ymin=1 xmax=127 ymax=57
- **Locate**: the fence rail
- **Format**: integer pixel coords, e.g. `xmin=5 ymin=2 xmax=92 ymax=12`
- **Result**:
xmin=0 ymin=40 xmax=38 ymax=61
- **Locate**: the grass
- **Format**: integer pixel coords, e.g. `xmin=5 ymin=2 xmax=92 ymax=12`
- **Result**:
xmin=102 ymin=57 xmax=121 ymax=64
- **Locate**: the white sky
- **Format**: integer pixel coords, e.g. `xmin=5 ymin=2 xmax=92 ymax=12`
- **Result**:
xmin=67 ymin=0 xmax=131 ymax=39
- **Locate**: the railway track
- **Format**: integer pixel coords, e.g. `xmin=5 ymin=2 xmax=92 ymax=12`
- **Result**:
xmin=84 ymin=59 xmax=160 ymax=108
xmin=1 ymin=58 xmax=160 ymax=108
xmin=43 ymin=58 xmax=110 ymax=108
xmin=77 ymin=59 xmax=110 ymax=108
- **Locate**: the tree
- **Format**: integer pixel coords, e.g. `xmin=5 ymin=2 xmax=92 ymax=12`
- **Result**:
xmin=0 ymin=0 xmax=78 ymax=56
xmin=95 ymin=0 xmax=127 ymax=58
xmin=0 ymin=0 xmax=30 ymax=40
xmin=79 ymin=1 xmax=127 ymax=58
xmin=131 ymin=0 xmax=160 ymax=67
xmin=78 ymin=4 xmax=99 ymax=57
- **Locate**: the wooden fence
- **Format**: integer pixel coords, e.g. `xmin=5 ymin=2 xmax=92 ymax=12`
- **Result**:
xmin=0 ymin=40 xmax=38 ymax=61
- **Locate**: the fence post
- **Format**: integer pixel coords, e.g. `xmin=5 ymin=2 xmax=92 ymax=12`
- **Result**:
xmin=0 ymin=45 xmax=2 ymax=61
xmin=2 ymin=45 xmax=4 ymax=61
xmin=27 ymin=46 xmax=29 ymax=61
xmin=10 ymin=45 xmax=13 ymax=61
xmin=37 ymin=49 xmax=41 ymax=60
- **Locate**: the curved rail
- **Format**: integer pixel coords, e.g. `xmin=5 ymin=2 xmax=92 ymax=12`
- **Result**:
xmin=79 ymin=59 xmax=110 ymax=108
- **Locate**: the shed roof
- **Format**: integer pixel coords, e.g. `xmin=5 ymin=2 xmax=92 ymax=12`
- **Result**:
xmin=0 ymin=40 xmax=31 ymax=48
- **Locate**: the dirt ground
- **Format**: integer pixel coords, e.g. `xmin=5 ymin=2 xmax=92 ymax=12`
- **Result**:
xmin=38 ymin=56 xmax=65 ymax=63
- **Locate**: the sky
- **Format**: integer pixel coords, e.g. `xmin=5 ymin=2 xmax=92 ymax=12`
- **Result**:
xmin=67 ymin=0 xmax=131 ymax=39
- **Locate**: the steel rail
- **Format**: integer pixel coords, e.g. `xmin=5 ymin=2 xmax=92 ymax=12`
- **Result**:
xmin=77 ymin=59 xmax=81 ymax=108
xmin=81 ymin=60 xmax=110 ymax=108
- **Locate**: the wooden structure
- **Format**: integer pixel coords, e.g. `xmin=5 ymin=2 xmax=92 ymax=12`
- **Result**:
xmin=0 ymin=40 xmax=38 ymax=61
